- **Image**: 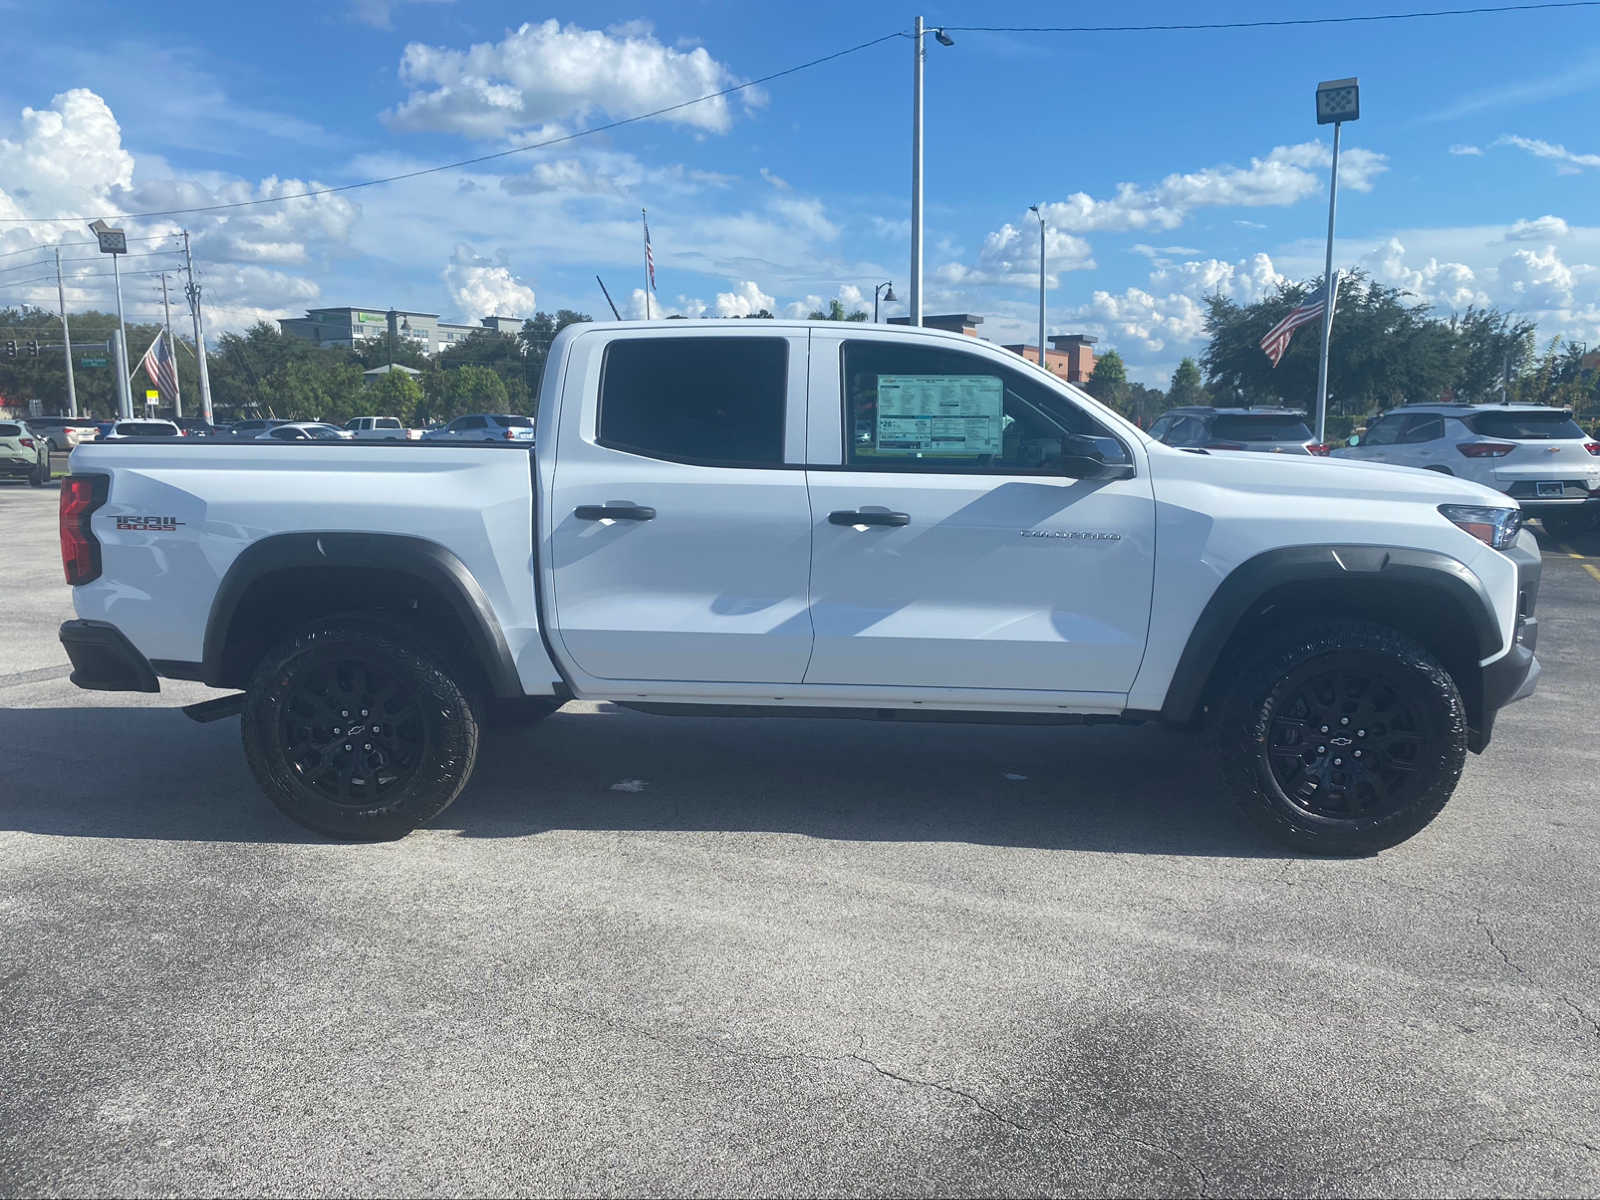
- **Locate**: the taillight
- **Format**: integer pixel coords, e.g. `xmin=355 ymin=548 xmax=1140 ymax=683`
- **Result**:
xmin=59 ymin=474 xmax=108 ymax=585
xmin=1456 ymin=442 xmax=1516 ymax=458
xmin=1306 ymin=443 xmax=1333 ymax=456
xmin=1205 ymin=441 xmax=1246 ymax=451
xmin=1585 ymin=442 xmax=1600 ymax=456
xmin=18 ymin=437 xmax=33 ymax=449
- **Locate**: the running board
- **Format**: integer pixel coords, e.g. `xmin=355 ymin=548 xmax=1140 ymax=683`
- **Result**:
xmin=182 ymin=694 xmax=245 ymax=723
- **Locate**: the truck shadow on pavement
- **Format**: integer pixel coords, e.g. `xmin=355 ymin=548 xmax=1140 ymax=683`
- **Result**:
xmin=0 ymin=705 xmax=1287 ymax=858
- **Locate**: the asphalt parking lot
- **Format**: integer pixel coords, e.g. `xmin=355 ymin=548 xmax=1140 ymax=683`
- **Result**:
xmin=2 ymin=480 xmax=1597 ymax=1197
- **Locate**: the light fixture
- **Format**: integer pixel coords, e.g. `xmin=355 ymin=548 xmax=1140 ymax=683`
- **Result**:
xmin=934 ymin=28 xmax=955 ymax=46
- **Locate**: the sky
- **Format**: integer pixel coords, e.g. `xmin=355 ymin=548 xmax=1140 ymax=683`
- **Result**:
xmin=1 ymin=0 xmax=1599 ymax=385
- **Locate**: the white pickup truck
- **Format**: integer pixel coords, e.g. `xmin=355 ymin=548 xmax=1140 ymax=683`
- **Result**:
xmin=57 ymin=320 xmax=1542 ymax=853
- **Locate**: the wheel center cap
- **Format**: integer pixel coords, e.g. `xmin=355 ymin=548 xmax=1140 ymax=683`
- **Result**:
xmin=1330 ymin=736 xmax=1353 ymax=747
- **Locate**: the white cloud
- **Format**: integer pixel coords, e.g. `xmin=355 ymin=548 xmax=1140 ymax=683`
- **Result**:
xmin=1506 ymin=215 xmax=1570 ymax=241
xmin=349 ymin=0 xmax=454 ymax=31
xmin=1130 ymin=243 xmax=1203 ymax=259
xmin=713 ymin=280 xmax=774 ymax=317
xmin=938 ymin=222 xmax=1094 ymax=288
xmin=1359 ymin=237 xmax=1486 ymax=309
xmin=1149 ymin=253 xmax=1286 ymax=305
xmin=760 ymin=167 xmax=791 ymax=191
xmin=386 ymin=19 xmax=758 ymax=139
xmin=0 ymin=89 xmax=132 ymax=231
xmin=1498 ymin=244 xmax=1578 ymax=312
xmin=1495 ymin=134 xmax=1600 ymax=171
xmin=1035 ymin=141 xmax=1386 ymax=236
xmin=1449 ymin=144 xmax=1484 ymax=156
xmin=442 ymin=244 xmax=536 ymax=319
xmin=1078 ymin=288 xmax=1208 ymax=356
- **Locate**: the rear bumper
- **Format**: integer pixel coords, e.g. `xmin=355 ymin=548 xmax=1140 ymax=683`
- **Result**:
xmin=59 ymin=620 xmax=160 ymax=693
xmin=0 ymin=457 xmax=38 ymax=474
xmin=1469 ymin=533 xmax=1541 ymax=752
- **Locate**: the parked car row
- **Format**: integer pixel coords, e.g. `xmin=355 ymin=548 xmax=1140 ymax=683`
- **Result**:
xmin=14 ymin=414 xmax=539 ymax=446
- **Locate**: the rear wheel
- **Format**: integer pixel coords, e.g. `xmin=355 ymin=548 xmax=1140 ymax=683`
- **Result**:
xmin=1217 ymin=619 xmax=1466 ymax=855
xmin=241 ymin=621 xmax=481 ymax=839
xmin=28 ymin=456 xmax=47 ymax=486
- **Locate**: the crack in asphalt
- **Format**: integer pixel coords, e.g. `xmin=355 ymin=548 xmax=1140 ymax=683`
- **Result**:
xmin=845 ymin=1052 xmax=1031 ymax=1133
xmin=1476 ymin=912 xmax=1600 ymax=1042
xmin=1331 ymin=1128 xmax=1600 ymax=1181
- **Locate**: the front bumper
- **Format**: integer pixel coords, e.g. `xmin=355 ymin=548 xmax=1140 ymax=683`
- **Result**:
xmin=1469 ymin=532 xmax=1541 ymax=751
xmin=59 ymin=620 xmax=159 ymax=693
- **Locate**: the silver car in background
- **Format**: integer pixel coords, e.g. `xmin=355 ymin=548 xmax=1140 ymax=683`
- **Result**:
xmin=1148 ymin=406 xmax=1332 ymax=455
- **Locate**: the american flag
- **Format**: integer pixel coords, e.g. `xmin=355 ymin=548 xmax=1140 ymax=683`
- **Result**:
xmin=643 ymin=210 xmax=656 ymax=291
xmin=140 ymin=331 xmax=179 ymax=399
xmin=1259 ymin=275 xmax=1337 ymax=367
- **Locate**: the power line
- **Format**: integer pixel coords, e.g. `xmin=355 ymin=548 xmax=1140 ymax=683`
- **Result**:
xmin=945 ymin=1 xmax=1600 ymax=33
xmin=0 ymin=31 xmax=906 ymax=226
xmin=0 ymin=234 xmax=176 ymax=258
xmin=0 ymin=249 xmax=184 ymax=277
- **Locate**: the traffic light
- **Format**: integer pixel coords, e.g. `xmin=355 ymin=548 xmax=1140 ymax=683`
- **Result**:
xmin=24 ymin=339 xmax=37 ymax=358
xmin=4 ymin=340 xmax=14 ymax=360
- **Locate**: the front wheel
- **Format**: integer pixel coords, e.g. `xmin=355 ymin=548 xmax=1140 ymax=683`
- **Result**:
xmin=1217 ymin=619 xmax=1467 ymax=855
xmin=241 ymin=621 xmax=481 ymax=839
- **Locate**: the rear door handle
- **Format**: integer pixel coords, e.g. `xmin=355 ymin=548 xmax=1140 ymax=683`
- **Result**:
xmin=575 ymin=504 xmax=656 ymax=522
xmin=829 ymin=509 xmax=910 ymax=527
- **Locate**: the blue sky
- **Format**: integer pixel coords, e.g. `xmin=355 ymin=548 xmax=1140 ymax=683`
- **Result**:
xmin=2 ymin=0 xmax=1599 ymax=383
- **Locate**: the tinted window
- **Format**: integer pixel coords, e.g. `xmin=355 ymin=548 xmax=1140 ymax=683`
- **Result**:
xmin=842 ymin=340 xmax=1115 ymax=473
xmin=1400 ymin=416 xmax=1444 ymax=443
xmin=0 ymin=424 xmax=20 ymax=436
xmin=1165 ymin=416 xmax=1208 ymax=445
xmin=458 ymin=416 xmax=485 ymax=430
xmin=306 ymin=426 xmax=342 ymax=439
xmin=600 ymin=337 xmax=787 ymax=467
xmin=490 ymin=415 xmax=533 ymax=428
xmin=118 ymin=422 xmax=177 ymax=436
xmin=1147 ymin=415 xmax=1174 ymax=440
xmin=1465 ymin=410 xmax=1586 ymax=440
xmin=1362 ymin=417 xmax=1400 ymax=446
xmin=375 ymin=418 xmax=400 ymax=429
xmin=1211 ymin=415 xmax=1313 ymax=442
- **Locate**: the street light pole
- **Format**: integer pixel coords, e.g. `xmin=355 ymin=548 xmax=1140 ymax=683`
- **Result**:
xmin=182 ymin=230 xmax=214 ymax=424
xmin=909 ymin=19 xmax=954 ymax=329
xmin=1029 ymin=204 xmax=1046 ymax=374
xmin=910 ymin=16 xmax=924 ymax=327
xmin=54 ymin=247 xmax=78 ymax=419
xmin=1313 ymin=76 xmax=1359 ymax=446
xmin=110 ymin=250 xmax=132 ymax=419
xmin=873 ymin=281 xmax=897 ymax=323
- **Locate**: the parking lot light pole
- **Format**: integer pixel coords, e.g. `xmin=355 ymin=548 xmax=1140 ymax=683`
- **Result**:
xmin=55 ymin=247 xmax=78 ymax=419
xmin=1029 ymin=204 xmax=1046 ymax=373
xmin=909 ymin=18 xmax=954 ymax=328
xmin=873 ymin=281 xmax=896 ymax=323
xmin=1314 ymin=77 xmax=1359 ymax=445
xmin=89 ymin=219 xmax=133 ymax=420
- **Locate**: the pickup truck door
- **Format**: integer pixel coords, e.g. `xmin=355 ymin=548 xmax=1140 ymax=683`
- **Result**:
xmin=802 ymin=330 xmax=1156 ymax=699
xmin=544 ymin=327 xmax=813 ymax=686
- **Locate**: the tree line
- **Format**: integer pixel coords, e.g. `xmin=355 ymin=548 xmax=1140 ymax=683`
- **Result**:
xmin=0 ymin=306 xmax=592 ymax=425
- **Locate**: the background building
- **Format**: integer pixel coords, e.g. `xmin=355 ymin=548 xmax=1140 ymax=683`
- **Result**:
xmin=1002 ymin=334 xmax=1098 ymax=384
xmin=280 ymin=308 xmax=526 ymax=354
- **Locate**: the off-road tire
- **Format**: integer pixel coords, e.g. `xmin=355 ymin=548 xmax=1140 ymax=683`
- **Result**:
xmin=1217 ymin=619 xmax=1467 ymax=855
xmin=241 ymin=620 xmax=481 ymax=839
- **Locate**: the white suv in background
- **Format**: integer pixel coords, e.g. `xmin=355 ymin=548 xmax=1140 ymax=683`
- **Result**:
xmin=1338 ymin=404 xmax=1600 ymax=536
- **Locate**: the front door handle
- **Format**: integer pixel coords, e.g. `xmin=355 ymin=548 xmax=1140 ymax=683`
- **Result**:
xmin=829 ymin=509 xmax=910 ymax=527
xmin=575 ymin=504 xmax=656 ymax=522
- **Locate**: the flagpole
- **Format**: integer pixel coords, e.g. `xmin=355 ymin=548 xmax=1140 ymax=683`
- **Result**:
xmin=641 ymin=208 xmax=652 ymax=320
xmin=160 ymin=272 xmax=181 ymax=419
xmin=55 ymin=248 xmax=79 ymax=420
xmin=1314 ymin=121 xmax=1342 ymax=446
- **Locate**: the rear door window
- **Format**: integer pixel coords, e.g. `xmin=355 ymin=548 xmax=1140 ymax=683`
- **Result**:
xmin=0 ymin=424 xmax=21 ymax=437
xmin=1465 ymin=410 xmax=1586 ymax=439
xmin=1399 ymin=416 xmax=1444 ymax=443
xmin=600 ymin=337 xmax=787 ymax=467
xmin=492 ymin=415 xmax=533 ymax=428
xmin=1210 ymin=415 xmax=1313 ymax=443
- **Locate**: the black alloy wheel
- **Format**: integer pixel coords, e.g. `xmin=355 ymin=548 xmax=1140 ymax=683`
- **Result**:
xmin=1219 ymin=619 xmax=1467 ymax=855
xmin=1264 ymin=663 xmax=1432 ymax=824
xmin=278 ymin=657 xmax=426 ymax=807
xmin=242 ymin=621 xmax=481 ymax=839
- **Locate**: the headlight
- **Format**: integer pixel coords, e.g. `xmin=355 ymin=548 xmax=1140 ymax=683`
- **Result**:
xmin=1439 ymin=504 xmax=1521 ymax=550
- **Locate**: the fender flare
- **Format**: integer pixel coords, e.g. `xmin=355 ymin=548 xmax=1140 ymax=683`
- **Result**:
xmin=1159 ymin=544 xmax=1502 ymax=723
xmin=202 ymin=532 xmax=522 ymax=697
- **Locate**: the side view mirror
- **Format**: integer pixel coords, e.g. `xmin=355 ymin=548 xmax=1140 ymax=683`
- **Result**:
xmin=1346 ymin=434 xmax=1360 ymax=446
xmin=1059 ymin=433 xmax=1134 ymax=481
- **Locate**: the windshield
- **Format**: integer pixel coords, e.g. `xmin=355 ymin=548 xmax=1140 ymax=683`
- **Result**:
xmin=1211 ymin=415 xmax=1313 ymax=442
xmin=1465 ymin=410 xmax=1586 ymax=440
xmin=493 ymin=415 xmax=534 ymax=427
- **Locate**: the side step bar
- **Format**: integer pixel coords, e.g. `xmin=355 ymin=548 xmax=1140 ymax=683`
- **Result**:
xmin=182 ymin=693 xmax=245 ymax=723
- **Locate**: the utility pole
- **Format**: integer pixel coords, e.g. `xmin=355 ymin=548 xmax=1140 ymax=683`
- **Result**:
xmin=55 ymin=247 xmax=78 ymax=419
xmin=182 ymin=231 xmax=214 ymax=424
xmin=910 ymin=15 xmax=924 ymax=327
xmin=159 ymin=272 xmax=182 ymax=419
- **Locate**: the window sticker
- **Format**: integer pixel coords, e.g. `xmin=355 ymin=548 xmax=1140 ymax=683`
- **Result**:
xmin=872 ymin=374 xmax=1004 ymax=457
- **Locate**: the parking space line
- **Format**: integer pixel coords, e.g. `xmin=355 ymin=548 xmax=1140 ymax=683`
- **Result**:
xmin=1585 ymin=563 xmax=1600 ymax=586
